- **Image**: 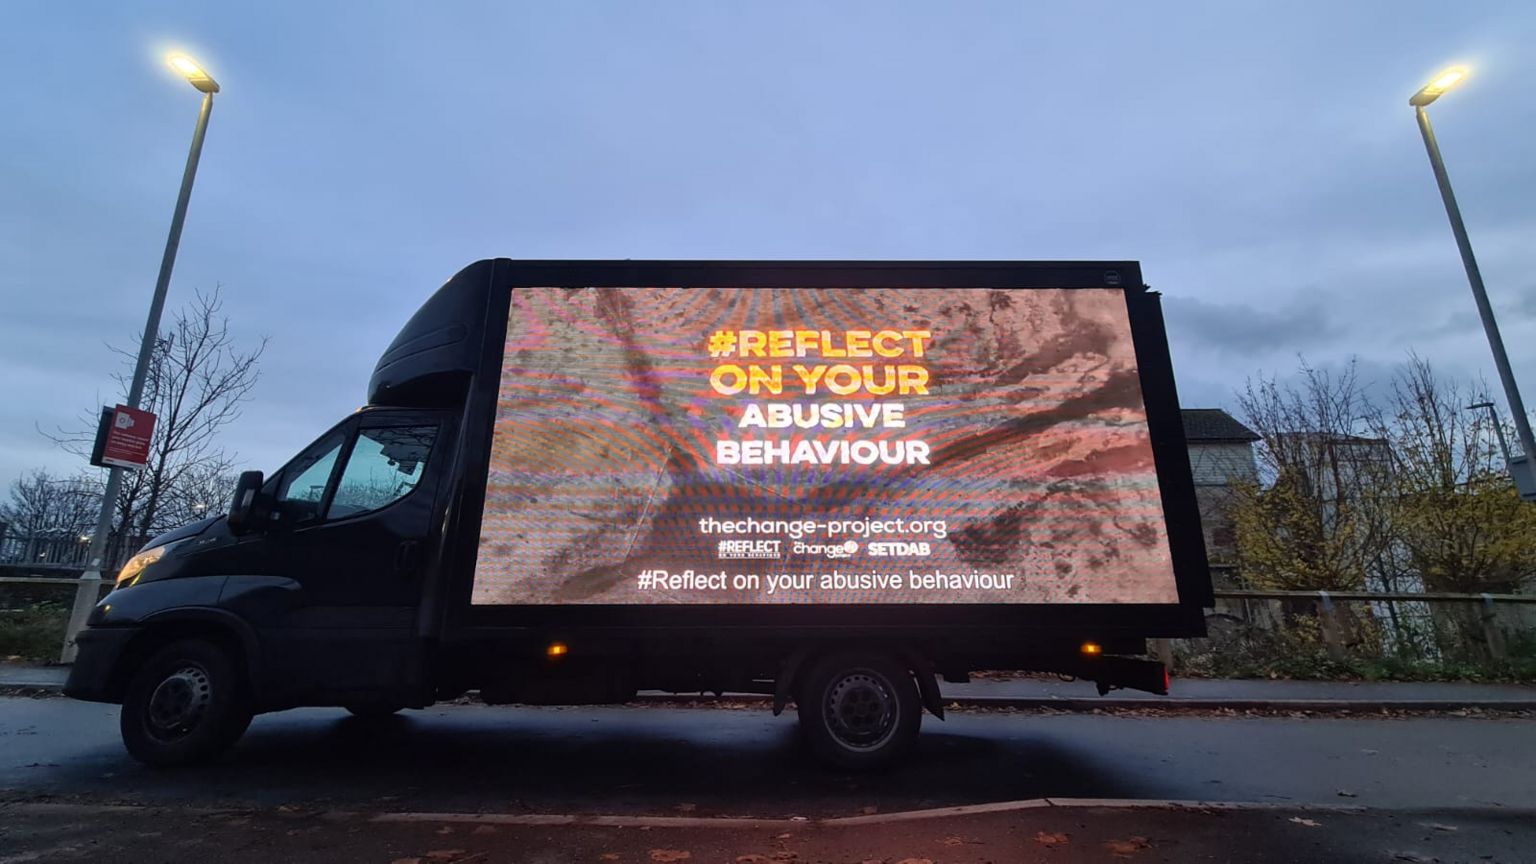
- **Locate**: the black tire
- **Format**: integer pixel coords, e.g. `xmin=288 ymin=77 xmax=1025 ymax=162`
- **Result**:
xmin=343 ymin=703 xmax=405 ymax=719
xmin=120 ymin=638 xmax=252 ymax=767
xmin=796 ymin=651 xmax=921 ymax=771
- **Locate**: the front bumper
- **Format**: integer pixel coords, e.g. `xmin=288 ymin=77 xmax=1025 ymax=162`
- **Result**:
xmin=63 ymin=626 xmax=139 ymax=704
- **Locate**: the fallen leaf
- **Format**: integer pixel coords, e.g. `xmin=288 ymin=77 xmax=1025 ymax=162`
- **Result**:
xmin=1336 ymin=790 xmax=1357 ymax=798
xmin=650 ymin=851 xmax=691 ymax=863
xmin=1104 ymin=836 xmax=1151 ymax=857
xmin=471 ymin=825 xmax=498 ymax=836
xmin=774 ymin=834 xmax=792 ymax=840
xmin=436 ymin=827 xmax=455 ymax=835
xmin=1289 ymin=817 xmax=1321 ymax=828
xmin=425 ymin=851 xmax=468 ymax=862
xmin=896 ymin=859 xmax=933 ymax=864
xmin=769 ymin=854 xmax=796 ymax=861
xmin=601 ymin=856 xmax=621 ymax=862
xmin=734 ymin=856 xmax=770 ymax=864
xmin=1421 ymin=822 xmax=1458 ymax=832
xmin=789 ymin=816 xmax=808 ymax=822
xmin=675 ymin=803 xmax=697 ymax=813
xmin=860 ymin=805 xmax=878 ymax=815
xmin=391 ymin=859 xmax=421 ymax=864
xmin=1035 ymin=831 xmax=1070 ymax=847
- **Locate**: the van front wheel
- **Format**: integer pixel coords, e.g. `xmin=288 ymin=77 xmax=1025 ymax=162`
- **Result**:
xmin=796 ymin=651 xmax=921 ymax=771
xmin=120 ymin=639 xmax=252 ymax=767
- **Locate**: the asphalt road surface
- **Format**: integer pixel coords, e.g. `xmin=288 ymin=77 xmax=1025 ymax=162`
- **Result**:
xmin=3 ymin=697 xmax=1534 ymax=862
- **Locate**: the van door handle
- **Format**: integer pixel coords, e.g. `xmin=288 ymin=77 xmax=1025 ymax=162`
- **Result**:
xmin=395 ymin=541 xmax=421 ymax=577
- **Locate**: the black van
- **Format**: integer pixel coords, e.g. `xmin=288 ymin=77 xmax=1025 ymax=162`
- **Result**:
xmin=66 ymin=260 xmax=1210 ymax=770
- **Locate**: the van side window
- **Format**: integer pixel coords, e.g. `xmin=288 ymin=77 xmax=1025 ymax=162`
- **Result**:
xmin=273 ymin=433 xmax=345 ymax=524
xmin=326 ymin=425 xmax=438 ymax=519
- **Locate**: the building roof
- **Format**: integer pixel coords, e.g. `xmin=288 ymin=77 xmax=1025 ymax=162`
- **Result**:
xmin=1181 ymin=408 xmax=1260 ymax=443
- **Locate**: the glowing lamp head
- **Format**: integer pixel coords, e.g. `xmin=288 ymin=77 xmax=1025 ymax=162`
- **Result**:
xmin=546 ymin=641 xmax=569 ymax=659
xmin=1410 ymin=66 xmax=1468 ymax=107
xmin=166 ymin=53 xmax=220 ymax=94
xmin=1080 ymin=641 xmax=1103 ymax=657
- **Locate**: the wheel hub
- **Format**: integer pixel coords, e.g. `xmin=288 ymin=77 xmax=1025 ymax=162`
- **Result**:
xmin=146 ymin=664 xmax=212 ymax=738
xmin=825 ymin=671 xmax=897 ymax=750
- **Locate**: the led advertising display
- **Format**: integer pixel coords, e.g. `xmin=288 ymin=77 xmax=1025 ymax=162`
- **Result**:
xmin=471 ymin=286 xmax=1177 ymax=605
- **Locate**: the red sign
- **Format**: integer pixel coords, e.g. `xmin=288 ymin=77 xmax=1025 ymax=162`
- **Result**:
xmin=100 ymin=404 xmax=156 ymax=470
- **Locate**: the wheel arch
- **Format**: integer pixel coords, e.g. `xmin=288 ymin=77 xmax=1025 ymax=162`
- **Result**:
xmin=107 ymin=609 xmax=262 ymax=704
xmin=774 ymin=641 xmax=945 ymax=720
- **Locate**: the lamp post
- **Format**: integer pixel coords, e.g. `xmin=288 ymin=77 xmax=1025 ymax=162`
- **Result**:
xmin=1468 ymin=401 xmax=1515 ymax=469
xmin=61 ymin=54 xmax=221 ymax=663
xmin=1411 ymin=67 xmax=1536 ymax=500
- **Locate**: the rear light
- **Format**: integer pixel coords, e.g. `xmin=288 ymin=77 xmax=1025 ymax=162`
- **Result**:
xmin=1163 ymin=665 xmax=1171 ymax=692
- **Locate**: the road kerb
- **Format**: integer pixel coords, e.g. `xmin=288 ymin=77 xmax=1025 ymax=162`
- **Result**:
xmin=6 ymin=679 xmax=1536 ymax=713
xmin=630 ymin=692 xmax=1536 ymax=713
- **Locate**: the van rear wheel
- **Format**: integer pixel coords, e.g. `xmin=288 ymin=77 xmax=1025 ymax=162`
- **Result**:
xmin=120 ymin=639 xmax=252 ymax=767
xmin=796 ymin=651 xmax=921 ymax=771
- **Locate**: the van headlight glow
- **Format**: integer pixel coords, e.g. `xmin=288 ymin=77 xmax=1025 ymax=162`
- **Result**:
xmin=115 ymin=545 xmax=169 ymax=588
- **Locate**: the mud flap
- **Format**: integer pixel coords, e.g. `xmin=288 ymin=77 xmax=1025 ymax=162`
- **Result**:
xmin=902 ymin=652 xmax=945 ymax=720
xmin=772 ymin=647 xmax=814 ymax=716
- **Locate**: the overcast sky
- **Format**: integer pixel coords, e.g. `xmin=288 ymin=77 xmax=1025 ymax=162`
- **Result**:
xmin=3 ymin=1 xmax=1534 ymax=495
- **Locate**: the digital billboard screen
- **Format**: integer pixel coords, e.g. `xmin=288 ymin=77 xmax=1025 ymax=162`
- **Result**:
xmin=471 ymin=286 xmax=1177 ymax=605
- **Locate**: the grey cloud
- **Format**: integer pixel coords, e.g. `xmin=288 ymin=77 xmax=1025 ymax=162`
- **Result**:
xmin=1163 ymin=295 xmax=1343 ymax=356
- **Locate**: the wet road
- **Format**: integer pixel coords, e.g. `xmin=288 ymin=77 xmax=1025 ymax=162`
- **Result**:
xmin=2 ymin=698 xmax=1533 ymax=817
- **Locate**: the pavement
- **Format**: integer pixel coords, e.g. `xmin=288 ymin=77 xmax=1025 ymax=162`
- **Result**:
xmin=7 ymin=660 xmax=1536 ymax=710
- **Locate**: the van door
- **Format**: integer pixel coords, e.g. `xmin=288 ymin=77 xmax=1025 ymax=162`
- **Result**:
xmin=254 ymin=409 xmax=450 ymax=702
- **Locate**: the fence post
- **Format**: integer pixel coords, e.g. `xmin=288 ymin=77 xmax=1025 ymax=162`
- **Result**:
xmin=1316 ymin=591 xmax=1346 ymax=661
xmin=1480 ymin=594 xmax=1507 ymax=661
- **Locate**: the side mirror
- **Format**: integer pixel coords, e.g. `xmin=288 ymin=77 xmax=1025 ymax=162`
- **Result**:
xmin=226 ymin=470 xmax=266 ymax=533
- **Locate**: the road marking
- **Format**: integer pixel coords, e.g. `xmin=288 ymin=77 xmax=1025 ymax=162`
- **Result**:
xmin=3 ymin=798 xmax=1527 ymax=831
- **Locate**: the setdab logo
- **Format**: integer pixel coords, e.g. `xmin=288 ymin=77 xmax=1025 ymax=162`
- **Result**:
xmin=867 ymin=541 xmax=933 ymax=557
xmin=717 ymin=539 xmax=782 ymax=560
xmin=793 ymin=539 xmax=859 ymax=559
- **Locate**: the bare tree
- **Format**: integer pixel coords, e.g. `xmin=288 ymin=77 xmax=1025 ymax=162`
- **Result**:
xmin=47 ymin=287 xmax=266 ymax=547
xmin=0 ymin=469 xmax=101 ymax=563
xmin=1380 ymin=355 xmax=1536 ymax=595
xmin=1232 ymin=358 xmax=1394 ymax=592
xmin=1 ymin=470 xmax=99 ymax=537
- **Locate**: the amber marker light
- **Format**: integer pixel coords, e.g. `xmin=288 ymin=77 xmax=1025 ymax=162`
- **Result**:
xmin=547 ymin=642 xmax=569 ymax=659
xmin=1081 ymin=641 xmax=1103 ymax=656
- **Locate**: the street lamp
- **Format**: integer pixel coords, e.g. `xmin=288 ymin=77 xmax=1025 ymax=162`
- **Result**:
xmin=1410 ymin=66 xmax=1536 ymax=500
xmin=61 ymin=52 xmax=223 ymax=663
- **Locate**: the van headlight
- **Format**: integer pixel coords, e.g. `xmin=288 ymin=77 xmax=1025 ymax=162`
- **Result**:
xmin=115 ymin=542 xmax=182 ymax=588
